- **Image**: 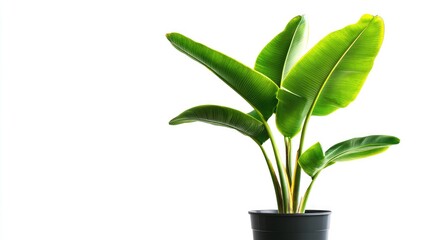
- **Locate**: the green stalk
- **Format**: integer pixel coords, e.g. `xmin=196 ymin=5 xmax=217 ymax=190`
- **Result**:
xmin=293 ymin=81 xmax=322 ymax=211
xmin=258 ymin=144 xmax=284 ymax=213
xmin=261 ymin=119 xmax=292 ymax=213
xmin=298 ymin=172 xmax=320 ymax=213
xmin=291 ymin=158 xmax=301 ymax=212
xmin=292 ymin=113 xmax=311 ymax=212
xmin=284 ymin=137 xmax=292 ymax=186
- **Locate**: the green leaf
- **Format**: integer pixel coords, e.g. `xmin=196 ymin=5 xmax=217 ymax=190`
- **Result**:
xmin=299 ymin=135 xmax=400 ymax=178
xmin=298 ymin=142 xmax=325 ymax=178
xmin=277 ymin=14 xmax=384 ymax=137
xmin=325 ymin=135 xmax=400 ymax=162
xmin=169 ymin=105 xmax=269 ymax=145
xmin=255 ymin=15 xmax=309 ymax=86
xmin=166 ymin=33 xmax=278 ymax=120
xmin=276 ymin=88 xmax=307 ymax=137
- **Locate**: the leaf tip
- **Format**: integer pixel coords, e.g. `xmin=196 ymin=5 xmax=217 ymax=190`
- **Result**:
xmin=168 ymin=117 xmax=179 ymax=125
xmin=360 ymin=14 xmax=384 ymax=26
xmin=165 ymin=32 xmax=174 ymax=41
xmin=166 ymin=32 xmax=181 ymax=43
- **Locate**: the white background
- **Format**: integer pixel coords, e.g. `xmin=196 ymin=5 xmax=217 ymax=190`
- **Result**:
xmin=1 ymin=0 xmax=427 ymax=239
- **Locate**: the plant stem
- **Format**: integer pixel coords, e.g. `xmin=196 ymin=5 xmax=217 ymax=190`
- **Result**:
xmin=292 ymin=114 xmax=312 ymax=212
xmin=284 ymin=137 xmax=292 ymax=186
xmin=261 ymin=120 xmax=292 ymax=213
xmin=258 ymin=144 xmax=284 ymax=213
xmin=298 ymin=172 xmax=320 ymax=213
xmin=291 ymin=157 xmax=301 ymax=212
xmin=293 ymin=102 xmax=315 ymax=211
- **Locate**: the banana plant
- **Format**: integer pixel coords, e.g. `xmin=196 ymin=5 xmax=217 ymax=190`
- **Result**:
xmin=166 ymin=14 xmax=400 ymax=214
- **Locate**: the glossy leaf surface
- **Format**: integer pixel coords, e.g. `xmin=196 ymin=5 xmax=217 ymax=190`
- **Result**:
xmin=166 ymin=33 xmax=278 ymax=120
xmin=299 ymin=135 xmax=400 ymax=177
xmin=169 ymin=105 xmax=269 ymax=144
xmin=275 ymin=88 xmax=306 ymax=136
xmin=325 ymin=135 xmax=400 ymax=162
xmin=298 ymin=142 xmax=325 ymax=178
xmin=277 ymin=15 xmax=384 ymax=137
xmin=255 ymin=15 xmax=309 ymax=86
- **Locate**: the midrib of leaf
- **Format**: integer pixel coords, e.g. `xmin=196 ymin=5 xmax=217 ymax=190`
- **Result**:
xmin=326 ymin=145 xmax=387 ymax=162
xmin=169 ymin=40 xmax=272 ymax=120
xmin=174 ymin=116 xmax=264 ymax=139
xmin=281 ymin=17 xmax=305 ymax=81
xmin=304 ymin=17 xmax=374 ymax=120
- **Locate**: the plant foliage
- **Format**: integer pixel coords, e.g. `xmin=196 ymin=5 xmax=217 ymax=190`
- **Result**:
xmin=166 ymin=14 xmax=399 ymax=213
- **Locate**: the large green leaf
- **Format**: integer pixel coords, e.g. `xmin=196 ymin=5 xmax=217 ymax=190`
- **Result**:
xmin=166 ymin=33 xmax=278 ymax=120
xmin=325 ymin=135 xmax=400 ymax=162
xmin=169 ymin=105 xmax=269 ymax=145
xmin=276 ymin=15 xmax=384 ymax=137
xmin=255 ymin=15 xmax=309 ymax=86
xmin=298 ymin=135 xmax=400 ymax=177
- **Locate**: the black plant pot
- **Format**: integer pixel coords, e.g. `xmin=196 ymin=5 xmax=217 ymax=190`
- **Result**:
xmin=249 ymin=210 xmax=331 ymax=240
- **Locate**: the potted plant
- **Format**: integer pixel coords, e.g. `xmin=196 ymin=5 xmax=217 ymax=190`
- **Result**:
xmin=166 ymin=14 xmax=399 ymax=240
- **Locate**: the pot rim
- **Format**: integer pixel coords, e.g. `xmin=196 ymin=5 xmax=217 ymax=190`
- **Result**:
xmin=249 ymin=209 xmax=331 ymax=216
